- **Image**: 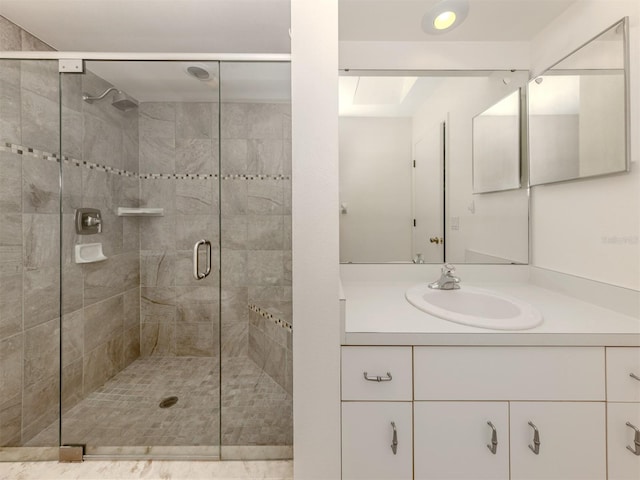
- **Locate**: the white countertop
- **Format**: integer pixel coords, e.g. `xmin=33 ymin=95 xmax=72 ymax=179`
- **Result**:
xmin=342 ymin=280 xmax=640 ymax=346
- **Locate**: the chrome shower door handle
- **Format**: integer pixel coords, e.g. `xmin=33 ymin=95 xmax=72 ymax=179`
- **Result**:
xmin=193 ymin=239 xmax=212 ymax=280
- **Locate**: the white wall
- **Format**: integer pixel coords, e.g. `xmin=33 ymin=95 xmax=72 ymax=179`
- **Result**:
xmin=339 ymin=117 xmax=413 ymax=262
xmin=530 ymin=0 xmax=640 ymax=290
xmin=291 ymin=1 xmax=341 ymax=478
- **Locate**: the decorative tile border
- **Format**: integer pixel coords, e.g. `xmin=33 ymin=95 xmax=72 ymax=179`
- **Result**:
xmin=248 ymin=304 xmax=293 ymax=332
xmin=1 ymin=142 xmax=291 ymax=181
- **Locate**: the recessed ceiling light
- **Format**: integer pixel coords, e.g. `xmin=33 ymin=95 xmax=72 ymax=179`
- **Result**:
xmin=422 ymin=0 xmax=469 ymax=35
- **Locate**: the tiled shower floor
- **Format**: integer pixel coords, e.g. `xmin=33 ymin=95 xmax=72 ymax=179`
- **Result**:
xmin=26 ymin=356 xmax=292 ymax=448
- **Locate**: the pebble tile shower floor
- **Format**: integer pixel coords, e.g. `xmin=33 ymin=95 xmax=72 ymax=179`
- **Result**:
xmin=26 ymin=356 xmax=292 ymax=447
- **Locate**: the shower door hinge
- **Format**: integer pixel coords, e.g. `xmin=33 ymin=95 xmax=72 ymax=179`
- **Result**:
xmin=59 ymin=59 xmax=84 ymax=74
xmin=59 ymin=444 xmax=85 ymax=462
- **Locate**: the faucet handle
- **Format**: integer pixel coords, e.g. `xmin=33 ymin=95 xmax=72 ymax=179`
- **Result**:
xmin=442 ymin=263 xmax=456 ymax=274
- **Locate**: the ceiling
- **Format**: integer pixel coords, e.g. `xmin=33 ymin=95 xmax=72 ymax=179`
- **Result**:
xmin=0 ymin=0 xmax=578 ymax=102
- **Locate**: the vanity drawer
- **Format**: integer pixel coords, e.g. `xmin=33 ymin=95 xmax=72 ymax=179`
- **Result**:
xmin=607 ymin=347 xmax=640 ymax=402
xmin=414 ymin=347 xmax=605 ymax=401
xmin=342 ymin=347 xmax=412 ymax=400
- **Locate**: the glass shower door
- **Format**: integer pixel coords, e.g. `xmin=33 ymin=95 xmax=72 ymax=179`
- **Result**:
xmin=58 ymin=60 xmax=221 ymax=456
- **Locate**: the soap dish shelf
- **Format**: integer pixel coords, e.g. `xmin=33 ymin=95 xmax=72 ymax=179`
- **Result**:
xmin=117 ymin=207 xmax=164 ymax=217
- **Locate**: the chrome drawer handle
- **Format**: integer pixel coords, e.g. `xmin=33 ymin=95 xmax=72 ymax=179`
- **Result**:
xmin=487 ymin=421 xmax=498 ymax=455
xmin=630 ymin=373 xmax=640 ymax=382
xmin=626 ymin=422 xmax=640 ymax=456
xmin=528 ymin=421 xmax=540 ymax=455
xmin=363 ymin=372 xmax=392 ymax=382
xmin=390 ymin=421 xmax=398 ymax=455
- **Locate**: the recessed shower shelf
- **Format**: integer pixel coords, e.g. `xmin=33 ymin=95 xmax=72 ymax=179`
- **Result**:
xmin=117 ymin=207 xmax=164 ymax=217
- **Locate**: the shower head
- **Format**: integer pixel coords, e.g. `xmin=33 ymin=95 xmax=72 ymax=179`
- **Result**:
xmin=82 ymin=87 xmax=138 ymax=112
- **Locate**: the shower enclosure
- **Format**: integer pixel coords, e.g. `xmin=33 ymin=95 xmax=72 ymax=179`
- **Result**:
xmin=0 ymin=55 xmax=292 ymax=460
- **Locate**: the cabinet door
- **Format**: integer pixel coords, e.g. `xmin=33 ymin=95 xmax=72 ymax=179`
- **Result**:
xmin=342 ymin=402 xmax=412 ymax=480
xmin=510 ymin=402 xmax=606 ymax=480
xmin=414 ymin=401 xmax=509 ymax=480
xmin=607 ymin=402 xmax=640 ymax=480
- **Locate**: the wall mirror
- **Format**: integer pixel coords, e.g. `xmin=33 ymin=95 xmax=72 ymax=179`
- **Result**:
xmin=472 ymin=89 xmax=522 ymax=194
xmin=528 ymin=17 xmax=629 ymax=186
xmin=339 ymin=70 xmax=530 ymax=264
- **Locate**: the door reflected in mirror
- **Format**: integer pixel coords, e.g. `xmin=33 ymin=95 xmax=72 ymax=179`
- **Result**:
xmin=339 ymin=71 xmax=529 ymax=264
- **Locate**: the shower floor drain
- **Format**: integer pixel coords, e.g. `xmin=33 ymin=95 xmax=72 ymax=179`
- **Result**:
xmin=159 ymin=396 xmax=178 ymax=408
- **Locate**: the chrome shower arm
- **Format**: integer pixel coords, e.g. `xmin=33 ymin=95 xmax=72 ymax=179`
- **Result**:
xmin=82 ymin=86 xmax=119 ymax=103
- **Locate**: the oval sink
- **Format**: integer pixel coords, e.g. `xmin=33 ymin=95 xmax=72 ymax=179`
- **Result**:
xmin=405 ymin=284 xmax=543 ymax=330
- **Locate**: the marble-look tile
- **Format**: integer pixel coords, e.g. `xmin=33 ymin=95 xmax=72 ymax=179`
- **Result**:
xmin=221 ymin=249 xmax=247 ymax=287
xmin=84 ymin=295 xmax=124 ymax=353
xmin=141 ymin=287 xmax=176 ymax=323
xmin=0 ymin=213 xmax=21 ymax=250
xmin=83 ymin=335 xmax=123 ymax=393
xmin=21 ymin=89 xmax=59 ymax=154
xmin=61 ymin=107 xmax=83 ymax=160
xmin=22 ymin=157 xmax=60 ymax=214
xmin=176 ymin=138 xmax=215 ymax=174
xmin=62 ymin=264 xmax=84 ymax=315
xmin=20 ymin=30 xmax=55 ymax=52
xmin=23 ymin=318 xmax=60 ymax=388
xmin=120 ymin=176 xmax=140 ymax=209
xmin=83 ymin=112 xmax=123 ymax=169
xmin=283 ymin=216 xmax=292 ymax=250
xmin=20 ymin=60 xmax=58 ymax=101
xmin=61 ymin=358 xmax=83 ymax=413
xmin=176 ymin=102 xmax=213 ymax=139
xmin=249 ymin=328 xmax=286 ymax=390
xmin=221 ymin=179 xmax=248 ymax=215
xmin=220 ymin=287 xmax=248 ymax=358
xmin=0 ymin=273 xmax=22 ymax=339
xmin=139 ymin=102 xmax=175 ymax=138
xmin=60 ymin=73 xmax=83 ymax=112
xmin=0 ymin=393 xmax=22 ymax=446
xmin=62 ymin=310 xmax=83 ymax=367
xmin=247 ymin=179 xmax=283 ymax=215
xmin=23 ymin=213 xmax=59 ymax=269
xmin=82 ymin=168 xmax=118 ymax=210
xmin=248 ymin=104 xmax=285 ymax=140
xmin=122 ymin=217 xmax=140 ymax=253
xmin=176 ymin=323 xmax=214 ymax=357
xmin=140 ymin=250 xmax=175 ymax=287
xmin=176 ymin=177 xmax=217 ymax=215
xmin=140 ymin=178 xmax=176 ymax=214
xmin=0 ymin=16 xmax=21 ymax=50
xmin=123 ymin=325 xmax=140 ymax=367
xmin=175 ymin=214 xmax=218 ymax=250
xmin=62 ymin=165 xmax=83 ymax=216
xmin=282 ymin=139 xmax=292 ymax=176
xmin=0 ymin=152 xmax=22 ymax=213
xmin=140 ymin=216 xmax=176 ymax=251
xmin=139 ymin=136 xmax=175 ymax=174
xmin=83 ymin=252 xmax=139 ymax=306
xmin=22 ymin=375 xmax=59 ymax=444
xmin=175 ymin=285 xmax=217 ymax=305
xmin=0 ymin=333 xmax=23 ymax=402
xmin=248 ymin=139 xmax=286 ymax=175
xmin=221 ymin=215 xmax=247 ymax=250
xmin=221 ymin=138 xmax=248 ymax=174
xmin=0 ymin=79 xmax=22 ymax=145
xmin=221 ymin=102 xmax=250 ymax=139
xmin=176 ymin=302 xmax=217 ymax=325
xmin=141 ymin=321 xmax=175 ymax=357
xmin=23 ymin=266 xmax=59 ymax=329
xmin=247 ymin=251 xmax=284 ymax=286
xmin=122 ymin=111 xmax=139 ymax=174
xmin=283 ymin=251 xmax=292 ymax=286
xmin=247 ymin=215 xmax=284 ymax=250
xmin=124 ymin=287 xmax=141 ymax=331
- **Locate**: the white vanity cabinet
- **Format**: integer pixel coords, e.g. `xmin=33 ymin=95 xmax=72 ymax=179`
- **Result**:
xmin=606 ymin=347 xmax=640 ymax=480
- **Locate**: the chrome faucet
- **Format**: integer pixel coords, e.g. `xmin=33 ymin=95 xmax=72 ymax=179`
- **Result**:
xmin=428 ymin=263 xmax=461 ymax=290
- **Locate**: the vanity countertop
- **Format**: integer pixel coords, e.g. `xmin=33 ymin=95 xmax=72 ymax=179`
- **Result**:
xmin=341 ymin=279 xmax=640 ymax=346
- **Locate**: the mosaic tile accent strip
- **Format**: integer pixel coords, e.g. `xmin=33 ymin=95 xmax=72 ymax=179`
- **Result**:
xmin=248 ymin=305 xmax=293 ymax=332
xmin=1 ymin=142 xmax=290 ymax=181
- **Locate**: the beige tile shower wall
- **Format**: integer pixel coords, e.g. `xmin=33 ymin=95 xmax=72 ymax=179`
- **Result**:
xmin=0 ymin=16 xmax=141 ymax=447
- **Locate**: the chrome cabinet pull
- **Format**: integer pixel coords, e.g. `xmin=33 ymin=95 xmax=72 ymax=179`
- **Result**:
xmin=193 ymin=239 xmax=212 ymax=280
xmin=390 ymin=421 xmax=398 ymax=455
xmin=630 ymin=373 xmax=640 ymax=382
xmin=363 ymin=372 xmax=392 ymax=382
xmin=626 ymin=422 xmax=640 ymax=456
xmin=487 ymin=421 xmax=498 ymax=454
xmin=528 ymin=421 xmax=540 ymax=455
